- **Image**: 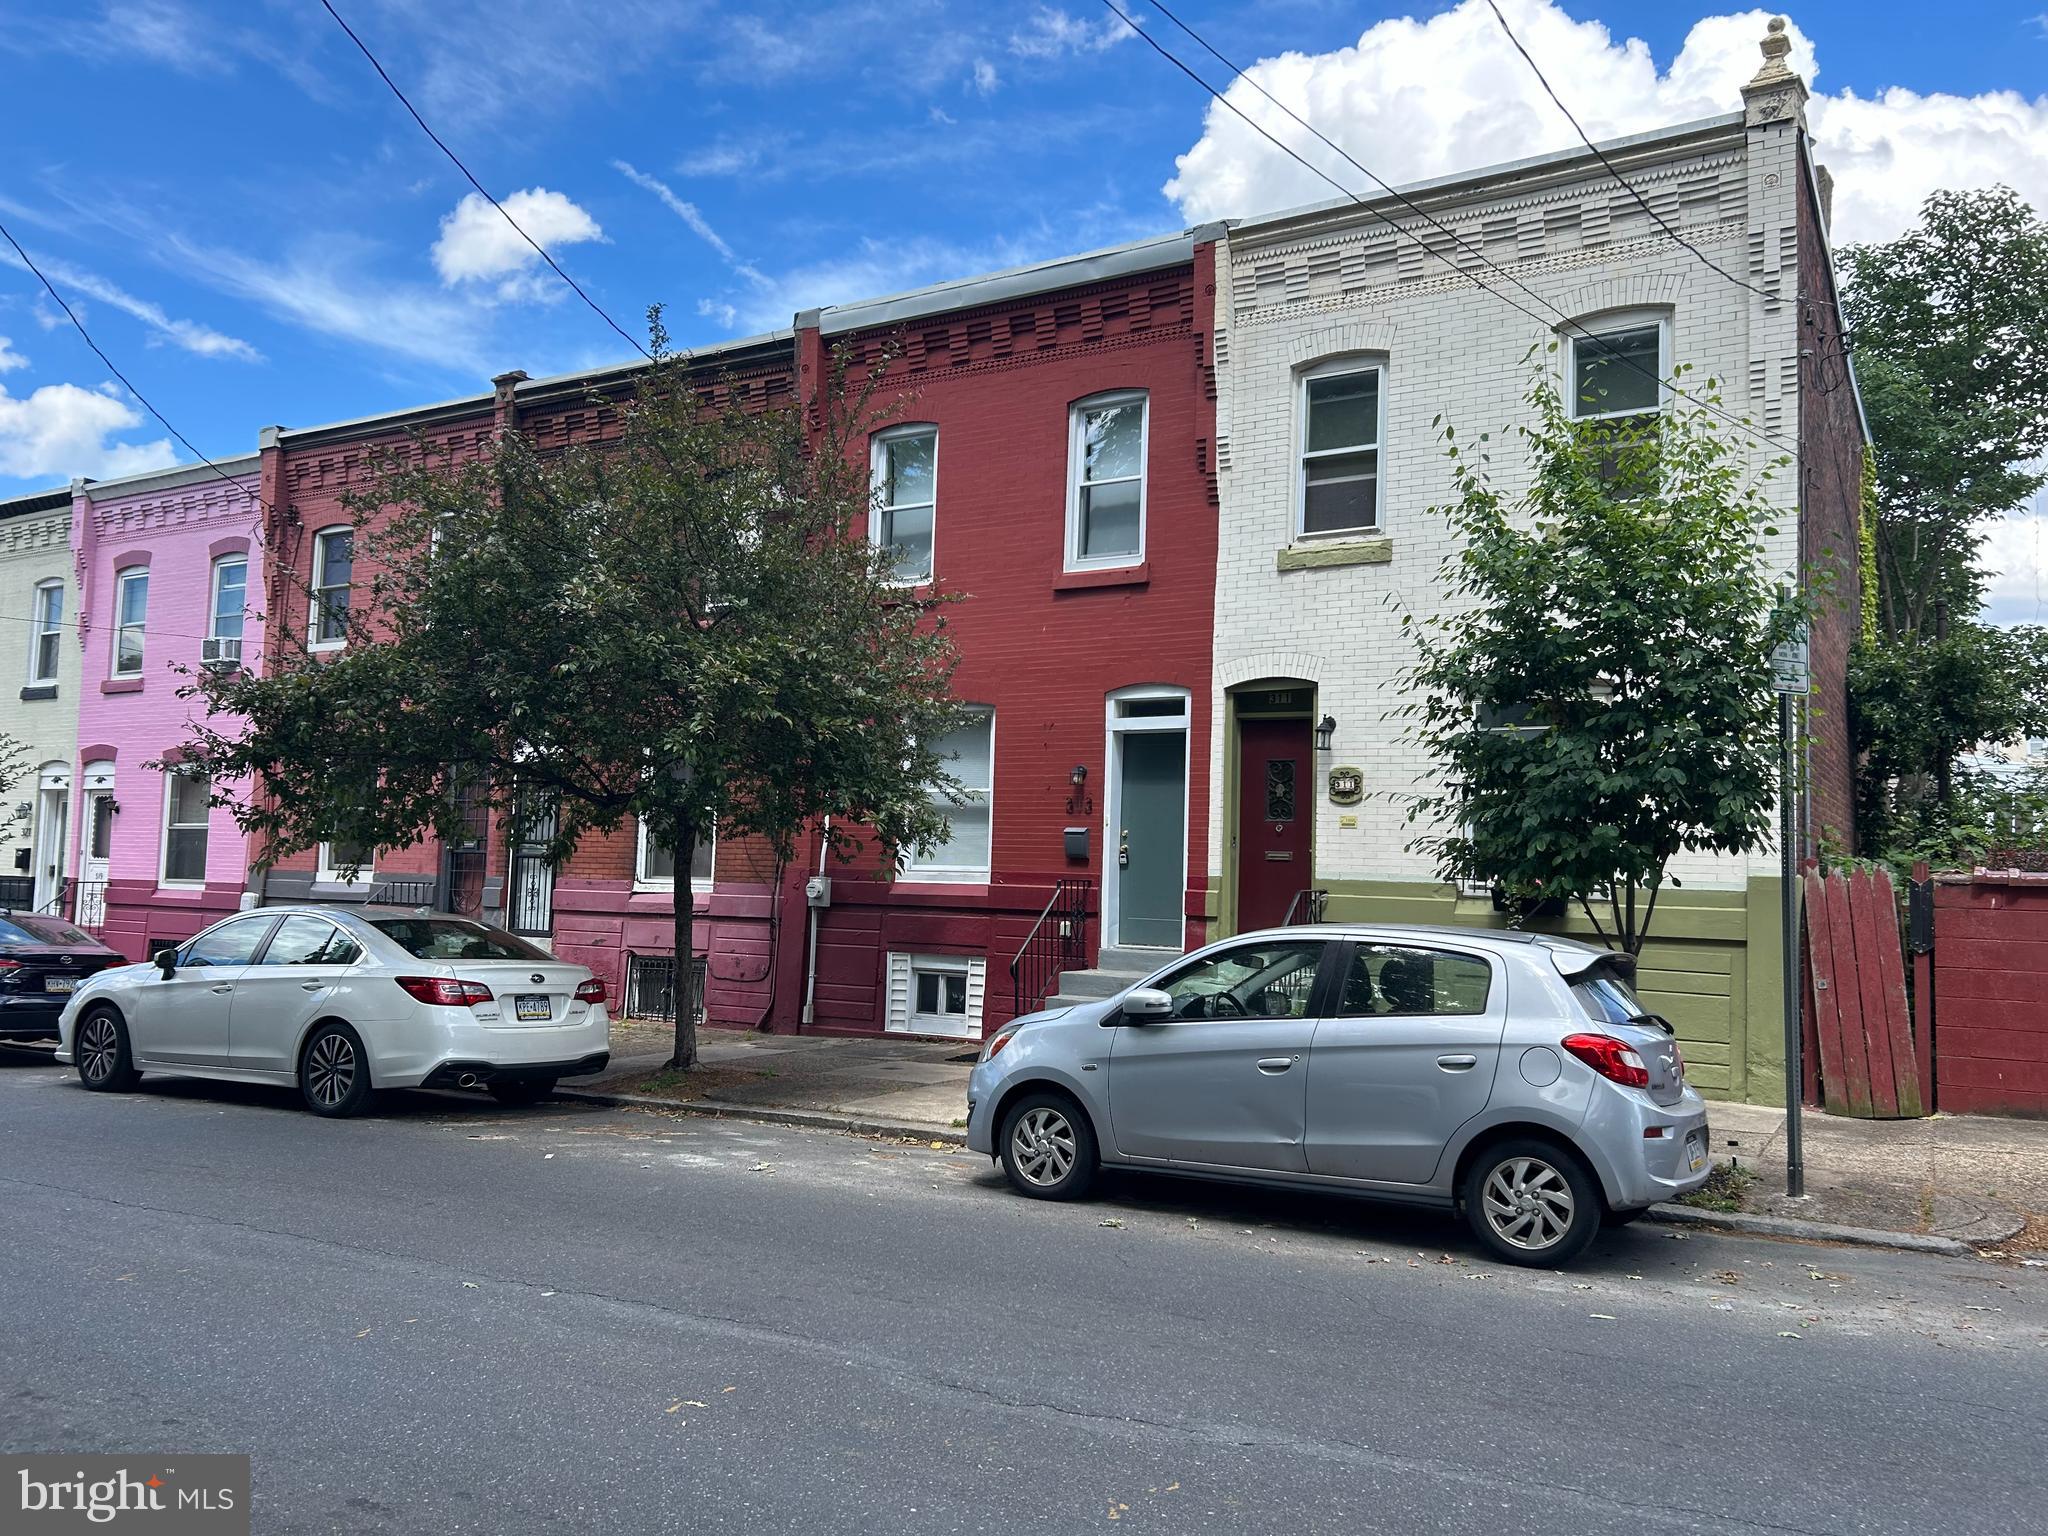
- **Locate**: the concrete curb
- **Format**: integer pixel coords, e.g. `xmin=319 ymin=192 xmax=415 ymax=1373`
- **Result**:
xmin=1644 ymin=1202 xmax=1978 ymax=1257
xmin=556 ymin=1086 xmax=968 ymax=1146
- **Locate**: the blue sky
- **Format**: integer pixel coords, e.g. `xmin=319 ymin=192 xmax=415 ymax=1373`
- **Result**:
xmin=2 ymin=1 xmax=2045 ymax=614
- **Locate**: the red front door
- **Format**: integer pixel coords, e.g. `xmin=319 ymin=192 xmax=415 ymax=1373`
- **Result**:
xmin=1236 ymin=717 xmax=1312 ymax=932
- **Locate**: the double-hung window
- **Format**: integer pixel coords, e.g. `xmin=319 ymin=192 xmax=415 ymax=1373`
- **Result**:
xmin=28 ymin=580 xmax=63 ymax=686
xmin=872 ymin=426 xmax=936 ymax=584
xmin=310 ymin=528 xmax=352 ymax=649
xmin=162 ymin=770 xmax=211 ymax=885
xmin=317 ymin=841 xmax=374 ymax=884
xmin=1568 ymin=315 xmax=1668 ymax=485
xmin=1299 ymin=362 xmax=1384 ymax=536
xmin=111 ymin=568 xmax=149 ymax=677
xmin=210 ymin=557 xmax=247 ymax=643
xmin=1066 ymin=392 xmax=1147 ymax=569
xmin=903 ymin=706 xmax=994 ymax=881
xmin=636 ymin=821 xmax=716 ymax=891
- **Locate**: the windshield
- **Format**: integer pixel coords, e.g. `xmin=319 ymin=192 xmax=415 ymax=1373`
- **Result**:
xmin=0 ymin=915 xmax=96 ymax=946
xmin=370 ymin=918 xmax=550 ymax=962
xmin=1573 ymin=972 xmax=1649 ymax=1026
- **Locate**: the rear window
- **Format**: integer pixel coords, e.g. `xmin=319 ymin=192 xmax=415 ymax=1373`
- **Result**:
xmin=0 ymin=915 xmax=95 ymax=946
xmin=370 ymin=918 xmax=549 ymax=962
xmin=1573 ymin=972 xmax=1647 ymax=1026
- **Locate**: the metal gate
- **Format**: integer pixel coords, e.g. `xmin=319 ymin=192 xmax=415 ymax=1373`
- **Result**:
xmin=507 ymin=794 xmax=556 ymax=937
xmin=442 ymin=774 xmax=490 ymax=919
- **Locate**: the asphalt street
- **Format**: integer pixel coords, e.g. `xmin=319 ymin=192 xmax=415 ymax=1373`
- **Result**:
xmin=2 ymin=1045 xmax=2044 ymax=1535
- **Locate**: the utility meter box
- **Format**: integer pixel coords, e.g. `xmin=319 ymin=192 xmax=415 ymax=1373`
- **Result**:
xmin=804 ymin=875 xmax=832 ymax=908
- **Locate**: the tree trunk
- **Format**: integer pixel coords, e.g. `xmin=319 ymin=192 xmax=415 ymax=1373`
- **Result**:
xmin=667 ymin=818 xmax=699 ymax=1071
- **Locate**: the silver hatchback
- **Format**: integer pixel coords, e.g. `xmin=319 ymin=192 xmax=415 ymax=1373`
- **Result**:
xmin=966 ymin=925 xmax=1711 ymax=1265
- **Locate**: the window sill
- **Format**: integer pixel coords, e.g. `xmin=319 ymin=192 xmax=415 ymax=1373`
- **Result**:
xmin=19 ymin=685 xmax=57 ymax=702
xmin=100 ymin=677 xmax=145 ymax=695
xmin=307 ymin=642 xmax=346 ymax=656
xmin=156 ymin=882 xmax=207 ymax=896
xmin=1053 ymin=562 xmax=1149 ymax=592
xmin=1276 ymin=537 xmax=1392 ymax=573
xmin=631 ymin=882 xmax=715 ymax=897
xmin=894 ymin=873 xmax=992 ymax=890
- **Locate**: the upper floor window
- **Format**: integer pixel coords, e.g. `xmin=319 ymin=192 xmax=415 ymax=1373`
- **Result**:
xmin=112 ymin=568 xmax=149 ymax=677
xmin=903 ymin=706 xmax=994 ymax=881
xmin=1066 ymin=392 xmax=1147 ymax=569
xmin=636 ymin=820 xmax=716 ymax=891
xmin=1299 ymin=361 xmax=1384 ymax=536
xmin=1568 ymin=317 xmax=1667 ymax=426
xmin=28 ymin=580 xmax=63 ymax=686
xmin=872 ymin=426 xmax=936 ymax=585
xmin=310 ymin=528 xmax=352 ymax=650
xmin=210 ymin=557 xmax=248 ymax=643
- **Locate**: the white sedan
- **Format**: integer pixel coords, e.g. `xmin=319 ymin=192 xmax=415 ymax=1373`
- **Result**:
xmin=55 ymin=907 xmax=611 ymax=1117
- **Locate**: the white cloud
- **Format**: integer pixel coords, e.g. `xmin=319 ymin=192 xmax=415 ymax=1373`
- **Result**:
xmin=0 ymin=336 xmax=25 ymax=373
xmin=696 ymin=297 xmax=739 ymax=329
xmin=930 ymin=105 xmax=958 ymax=126
xmin=0 ymin=381 xmax=175 ymax=481
xmin=676 ymin=139 xmax=768 ymax=177
xmin=0 ymin=246 xmax=260 ymax=361
xmin=970 ymin=57 xmax=1000 ymax=95
xmin=1009 ymin=6 xmax=1134 ymax=60
xmin=431 ymin=188 xmax=606 ymax=288
xmin=1981 ymin=481 xmax=2048 ymax=627
xmin=1162 ymin=1 xmax=2048 ymax=246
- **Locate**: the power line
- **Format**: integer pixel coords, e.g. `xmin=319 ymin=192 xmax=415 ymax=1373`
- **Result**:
xmin=316 ymin=0 xmax=651 ymax=362
xmin=1108 ymin=0 xmax=1801 ymax=462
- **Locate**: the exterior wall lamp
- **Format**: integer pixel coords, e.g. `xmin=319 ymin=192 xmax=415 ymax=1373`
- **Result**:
xmin=1065 ymin=764 xmax=1090 ymax=816
xmin=1314 ymin=715 xmax=1337 ymax=752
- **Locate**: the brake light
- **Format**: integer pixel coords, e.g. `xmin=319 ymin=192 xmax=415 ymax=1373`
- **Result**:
xmin=1561 ymin=1032 xmax=1651 ymax=1089
xmin=574 ymin=978 xmax=605 ymax=1005
xmin=0 ymin=958 xmax=20 ymax=969
xmin=395 ymin=975 xmax=493 ymax=1007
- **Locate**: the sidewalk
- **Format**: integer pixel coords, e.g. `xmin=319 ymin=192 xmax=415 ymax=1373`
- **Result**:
xmin=586 ymin=1023 xmax=2048 ymax=1254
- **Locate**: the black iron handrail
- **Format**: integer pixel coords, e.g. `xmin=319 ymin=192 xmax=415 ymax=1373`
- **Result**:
xmin=366 ymin=878 xmax=436 ymax=907
xmin=1010 ymin=879 xmax=1092 ymax=1016
xmin=1282 ymin=888 xmax=1328 ymax=926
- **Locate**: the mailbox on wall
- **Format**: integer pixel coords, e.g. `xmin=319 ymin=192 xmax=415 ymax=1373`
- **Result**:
xmin=1063 ymin=827 xmax=1089 ymax=863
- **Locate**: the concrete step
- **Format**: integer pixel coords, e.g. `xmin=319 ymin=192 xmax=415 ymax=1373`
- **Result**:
xmin=1095 ymin=945 xmax=1179 ymax=974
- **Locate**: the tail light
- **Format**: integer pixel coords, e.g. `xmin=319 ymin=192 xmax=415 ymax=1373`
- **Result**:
xmin=574 ymin=978 xmax=606 ymax=1005
xmin=396 ymin=975 xmax=493 ymax=1007
xmin=0 ymin=957 xmax=20 ymax=969
xmin=1561 ymin=1032 xmax=1651 ymax=1089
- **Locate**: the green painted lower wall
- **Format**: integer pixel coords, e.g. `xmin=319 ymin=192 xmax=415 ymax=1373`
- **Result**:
xmin=1211 ymin=875 xmax=1787 ymax=1105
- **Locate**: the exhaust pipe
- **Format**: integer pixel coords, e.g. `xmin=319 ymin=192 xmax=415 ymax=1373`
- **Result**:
xmin=457 ymin=1072 xmax=482 ymax=1089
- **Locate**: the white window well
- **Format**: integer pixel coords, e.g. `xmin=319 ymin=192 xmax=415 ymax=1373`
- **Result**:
xmin=28 ymin=579 xmax=63 ymax=686
xmin=636 ymin=820 xmax=716 ymax=892
xmin=902 ymin=706 xmax=994 ymax=881
xmin=886 ymin=952 xmax=986 ymax=1039
xmin=1298 ymin=361 xmax=1384 ymax=537
xmin=872 ymin=425 xmax=937 ymax=585
xmin=112 ymin=567 xmax=149 ymax=677
xmin=1066 ymin=392 xmax=1147 ymax=569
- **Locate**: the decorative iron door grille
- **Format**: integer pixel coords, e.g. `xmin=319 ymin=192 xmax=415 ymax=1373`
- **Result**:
xmin=507 ymin=795 xmax=557 ymax=937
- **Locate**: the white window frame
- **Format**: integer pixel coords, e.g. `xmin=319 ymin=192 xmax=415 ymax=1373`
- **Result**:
xmin=317 ymin=841 xmax=375 ymax=885
xmin=1565 ymin=311 xmax=1671 ymax=423
xmin=160 ymin=769 xmax=210 ymax=888
xmin=1295 ymin=358 xmax=1387 ymax=540
xmin=111 ymin=567 xmax=148 ymax=677
xmin=910 ymin=956 xmax=972 ymax=1029
xmin=27 ymin=579 xmax=63 ymax=686
xmin=308 ymin=527 xmax=352 ymax=652
xmin=209 ymin=555 xmax=248 ymax=642
xmin=901 ymin=705 xmax=995 ymax=884
xmin=870 ymin=424 xmax=937 ymax=586
xmin=634 ymin=819 xmax=716 ymax=895
xmin=886 ymin=951 xmax=986 ymax=1040
xmin=1064 ymin=390 xmax=1149 ymax=572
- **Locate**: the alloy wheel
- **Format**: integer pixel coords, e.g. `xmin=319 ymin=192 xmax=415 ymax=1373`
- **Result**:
xmin=1009 ymin=1106 xmax=1077 ymax=1188
xmin=78 ymin=1016 xmax=117 ymax=1084
xmin=1481 ymin=1155 xmax=1576 ymax=1251
xmin=306 ymin=1033 xmax=357 ymax=1109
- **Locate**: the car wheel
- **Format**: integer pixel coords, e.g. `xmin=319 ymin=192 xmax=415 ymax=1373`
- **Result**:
xmin=299 ymin=1022 xmax=373 ymax=1118
xmin=1464 ymin=1138 xmax=1602 ymax=1266
xmin=489 ymin=1078 xmax=556 ymax=1107
xmin=75 ymin=1007 xmax=140 ymax=1093
xmin=998 ymin=1090 xmax=1097 ymax=1201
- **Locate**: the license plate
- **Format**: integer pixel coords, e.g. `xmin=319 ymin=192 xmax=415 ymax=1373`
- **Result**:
xmin=44 ymin=977 xmax=77 ymax=993
xmin=514 ymin=995 xmax=552 ymax=1022
xmin=1686 ymin=1130 xmax=1707 ymax=1173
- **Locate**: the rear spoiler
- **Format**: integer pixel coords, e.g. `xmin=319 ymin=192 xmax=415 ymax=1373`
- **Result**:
xmin=1544 ymin=944 xmax=1635 ymax=984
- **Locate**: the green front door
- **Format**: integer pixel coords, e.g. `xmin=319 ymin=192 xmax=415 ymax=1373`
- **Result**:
xmin=1117 ymin=731 xmax=1186 ymax=949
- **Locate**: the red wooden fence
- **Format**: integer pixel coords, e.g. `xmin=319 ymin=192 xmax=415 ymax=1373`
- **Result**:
xmin=1803 ymin=866 xmax=1924 ymax=1118
xmin=1930 ymin=873 xmax=2048 ymax=1116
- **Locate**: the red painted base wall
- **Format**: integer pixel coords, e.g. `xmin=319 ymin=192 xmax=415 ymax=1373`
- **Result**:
xmin=1932 ymin=875 xmax=2048 ymax=1116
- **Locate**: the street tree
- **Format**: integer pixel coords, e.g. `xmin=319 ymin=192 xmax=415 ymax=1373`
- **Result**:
xmin=181 ymin=321 xmax=964 ymax=1069
xmin=1399 ymin=362 xmax=1811 ymax=955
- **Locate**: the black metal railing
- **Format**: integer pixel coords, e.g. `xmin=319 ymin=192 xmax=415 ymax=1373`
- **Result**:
xmin=1282 ymin=888 xmax=1328 ymax=926
xmin=624 ymin=953 xmax=707 ymax=1024
xmin=70 ymin=879 xmax=107 ymax=934
xmin=1010 ymin=879 xmax=1093 ymax=1016
xmin=366 ymin=878 xmax=436 ymax=907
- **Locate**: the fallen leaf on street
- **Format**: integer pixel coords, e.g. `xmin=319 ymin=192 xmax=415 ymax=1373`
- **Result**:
xmin=1588 ymin=1313 xmax=1617 ymax=1321
xmin=1713 ymin=1271 xmax=1742 ymax=1286
xmin=1778 ymin=1331 xmax=1802 ymax=1338
xmin=462 ymin=1281 xmax=479 ymax=1289
xmin=1099 ymin=1218 xmax=1124 ymax=1228
xmin=355 ymin=1329 xmax=372 ymax=1338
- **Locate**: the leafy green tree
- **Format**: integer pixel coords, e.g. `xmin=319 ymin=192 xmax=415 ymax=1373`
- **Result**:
xmin=1399 ymin=364 xmax=1811 ymax=955
xmin=181 ymin=324 xmax=963 ymax=1069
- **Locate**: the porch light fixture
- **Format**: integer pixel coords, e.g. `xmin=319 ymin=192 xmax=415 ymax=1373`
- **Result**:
xmin=1069 ymin=764 xmax=1088 ymax=787
xmin=1315 ymin=715 xmax=1337 ymax=752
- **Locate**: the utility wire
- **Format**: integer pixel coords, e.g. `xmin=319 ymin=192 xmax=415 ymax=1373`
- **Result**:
xmin=1108 ymin=0 xmax=1801 ymax=462
xmin=316 ymin=0 xmax=650 ymax=362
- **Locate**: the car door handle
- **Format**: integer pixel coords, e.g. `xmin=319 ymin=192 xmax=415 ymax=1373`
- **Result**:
xmin=300 ymin=981 xmax=328 ymax=991
xmin=1255 ymin=1056 xmax=1296 ymax=1073
xmin=210 ymin=984 xmax=235 ymax=994
xmin=1437 ymin=1054 xmax=1478 ymax=1071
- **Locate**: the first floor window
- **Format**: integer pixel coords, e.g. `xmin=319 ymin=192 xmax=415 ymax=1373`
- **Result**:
xmin=636 ymin=820 xmax=716 ymax=888
xmin=311 ymin=528 xmax=352 ymax=647
xmin=1067 ymin=392 xmax=1146 ymax=567
xmin=163 ymin=771 xmax=210 ymax=884
xmin=903 ymin=706 xmax=994 ymax=879
xmin=113 ymin=567 xmax=148 ymax=676
xmin=873 ymin=426 xmax=936 ymax=584
xmin=211 ymin=557 xmax=248 ymax=642
xmin=28 ymin=580 xmax=62 ymax=685
xmin=1299 ymin=362 xmax=1383 ymax=535
xmin=318 ymin=841 xmax=374 ymax=883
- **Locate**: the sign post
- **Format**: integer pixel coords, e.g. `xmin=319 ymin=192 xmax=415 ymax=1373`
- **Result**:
xmin=1771 ymin=634 xmax=1808 ymax=1199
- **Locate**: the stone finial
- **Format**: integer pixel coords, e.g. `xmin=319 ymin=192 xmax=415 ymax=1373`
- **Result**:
xmin=1742 ymin=15 xmax=1808 ymax=129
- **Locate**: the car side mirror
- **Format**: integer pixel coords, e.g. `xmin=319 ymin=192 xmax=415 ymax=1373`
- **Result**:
xmin=1118 ymin=987 xmax=1173 ymax=1022
xmin=154 ymin=949 xmax=177 ymax=979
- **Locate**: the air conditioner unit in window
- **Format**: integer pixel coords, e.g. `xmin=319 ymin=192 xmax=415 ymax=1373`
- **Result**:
xmin=200 ymin=636 xmax=242 ymax=669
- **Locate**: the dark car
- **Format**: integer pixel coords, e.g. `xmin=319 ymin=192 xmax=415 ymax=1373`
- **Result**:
xmin=0 ymin=913 xmax=126 ymax=1041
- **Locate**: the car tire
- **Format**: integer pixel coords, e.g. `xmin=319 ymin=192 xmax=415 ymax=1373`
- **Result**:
xmin=75 ymin=1006 xmax=140 ymax=1093
xmin=489 ymin=1078 xmax=556 ymax=1107
xmin=299 ymin=1022 xmax=374 ymax=1118
xmin=1463 ymin=1137 xmax=1603 ymax=1267
xmin=998 ymin=1090 xmax=1097 ymax=1201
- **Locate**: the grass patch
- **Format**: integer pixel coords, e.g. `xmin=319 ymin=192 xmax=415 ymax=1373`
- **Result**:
xmin=1676 ymin=1161 xmax=1758 ymax=1213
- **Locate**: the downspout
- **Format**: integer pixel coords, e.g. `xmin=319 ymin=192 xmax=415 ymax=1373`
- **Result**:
xmin=800 ymin=816 xmax=829 ymax=1027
